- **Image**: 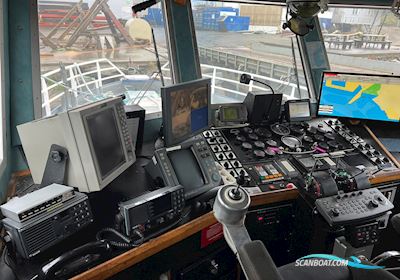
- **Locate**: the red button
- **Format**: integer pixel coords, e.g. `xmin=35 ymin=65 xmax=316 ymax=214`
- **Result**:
xmin=286 ymin=183 xmax=295 ymax=189
xmin=258 ymin=217 xmax=264 ymax=221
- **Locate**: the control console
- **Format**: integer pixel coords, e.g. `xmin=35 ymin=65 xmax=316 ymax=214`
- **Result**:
xmin=315 ymin=188 xmax=393 ymax=227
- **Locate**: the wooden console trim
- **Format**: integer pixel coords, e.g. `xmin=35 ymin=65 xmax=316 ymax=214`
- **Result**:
xmin=71 ymin=189 xmax=299 ymax=280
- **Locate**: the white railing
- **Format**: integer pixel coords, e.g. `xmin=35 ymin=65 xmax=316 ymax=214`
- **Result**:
xmin=161 ymin=62 xmax=307 ymax=100
xmin=41 ymin=58 xmax=126 ymax=116
xmin=41 ymin=59 xmax=308 ymax=116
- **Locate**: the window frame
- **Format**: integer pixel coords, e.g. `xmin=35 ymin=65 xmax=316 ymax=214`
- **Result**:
xmin=0 ymin=0 xmax=7 ymax=176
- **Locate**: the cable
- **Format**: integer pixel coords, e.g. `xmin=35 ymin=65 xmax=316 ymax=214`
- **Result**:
xmin=96 ymin=228 xmax=144 ymax=249
xmin=2 ymin=245 xmax=19 ymax=280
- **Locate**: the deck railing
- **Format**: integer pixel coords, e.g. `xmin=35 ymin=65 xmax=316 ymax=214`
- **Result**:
xmin=41 ymin=58 xmax=307 ymax=116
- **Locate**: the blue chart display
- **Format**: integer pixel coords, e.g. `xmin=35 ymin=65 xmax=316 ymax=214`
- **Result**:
xmin=318 ymin=73 xmax=400 ymax=123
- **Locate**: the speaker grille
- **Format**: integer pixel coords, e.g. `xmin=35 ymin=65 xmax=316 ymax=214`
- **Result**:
xmin=21 ymin=219 xmax=57 ymax=256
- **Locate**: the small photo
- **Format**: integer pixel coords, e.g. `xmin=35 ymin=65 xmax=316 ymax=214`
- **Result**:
xmin=190 ymin=86 xmax=208 ymax=110
xmin=171 ymin=90 xmax=191 ymax=138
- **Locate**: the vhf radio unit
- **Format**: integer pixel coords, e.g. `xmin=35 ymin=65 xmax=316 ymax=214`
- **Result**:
xmin=119 ymin=185 xmax=185 ymax=238
xmin=3 ymin=192 xmax=93 ymax=259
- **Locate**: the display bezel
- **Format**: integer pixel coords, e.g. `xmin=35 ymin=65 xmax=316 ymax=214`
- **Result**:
xmin=285 ymin=99 xmax=311 ymax=122
xmin=318 ymin=71 xmax=400 ymax=123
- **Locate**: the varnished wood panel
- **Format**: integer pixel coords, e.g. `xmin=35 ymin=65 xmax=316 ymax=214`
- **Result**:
xmin=71 ymin=189 xmax=298 ymax=280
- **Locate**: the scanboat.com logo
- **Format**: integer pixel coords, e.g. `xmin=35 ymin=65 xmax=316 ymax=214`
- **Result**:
xmin=295 ymin=254 xmax=384 ymax=270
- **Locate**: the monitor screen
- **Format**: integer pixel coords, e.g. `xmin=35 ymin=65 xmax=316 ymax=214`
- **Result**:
xmin=86 ymin=108 xmax=126 ymax=179
xmin=168 ymin=148 xmax=205 ymax=194
xmin=318 ymin=72 xmax=400 ymax=123
xmin=288 ymin=101 xmax=311 ymax=120
xmin=162 ymin=78 xmax=211 ymax=146
xmin=222 ymin=107 xmax=239 ymax=121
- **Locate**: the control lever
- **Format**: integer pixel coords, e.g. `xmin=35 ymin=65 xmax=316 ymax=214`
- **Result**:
xmin=213 ymin=183 xmax=283 ymax=280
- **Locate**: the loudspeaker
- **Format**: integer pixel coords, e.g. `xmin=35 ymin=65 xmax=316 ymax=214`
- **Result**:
xmin=125 ymin=104 xmax=145 ymax=151
xmin=243 ymin=92 xmax=282 ymax=124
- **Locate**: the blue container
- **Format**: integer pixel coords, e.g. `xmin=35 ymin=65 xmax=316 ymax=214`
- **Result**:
xmin=144 ymin=8 xmax=164 ymax=26
xmin=219 ymin=16 xmax=250 ymax=32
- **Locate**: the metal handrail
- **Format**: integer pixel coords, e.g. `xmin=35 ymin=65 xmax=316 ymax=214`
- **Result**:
xmin=41 ymin=59 xmax=307 ymax=116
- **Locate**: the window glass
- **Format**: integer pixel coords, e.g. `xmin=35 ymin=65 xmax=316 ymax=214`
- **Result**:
xmin=319 ymin=8 xmax=400 ymax=75
xmin=38 ymin=0 xmax=168 ymax=117
xmin=191 ymin=2 xmax=309 ymax=104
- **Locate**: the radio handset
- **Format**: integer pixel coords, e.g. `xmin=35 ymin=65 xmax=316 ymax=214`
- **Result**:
xmin=38 ymin=240 xmax=112 ymax=280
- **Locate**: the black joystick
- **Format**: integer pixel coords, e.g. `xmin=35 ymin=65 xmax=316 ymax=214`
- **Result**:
xmin=229 ymin=174 xmax=247 ymax=200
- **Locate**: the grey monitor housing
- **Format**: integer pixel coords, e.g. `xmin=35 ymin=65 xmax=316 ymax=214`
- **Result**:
xmin=17 ymin=97 xmax=136 ymax=193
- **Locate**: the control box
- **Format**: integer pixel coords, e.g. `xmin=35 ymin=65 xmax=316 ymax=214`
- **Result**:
xmin=315 ymin=188 xmax=394 ymax=226
xmin=119 ymin=186 xmax=185 ymax=238
xmin=3 ymin=192 xmax=93 ymax=259
xmin=346 ymin=221 xmax=381 ymax=248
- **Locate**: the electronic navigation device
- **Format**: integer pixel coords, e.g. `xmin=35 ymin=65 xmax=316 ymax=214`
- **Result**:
xmin=318 ymin=72 xmax=400 ymax=123
xmin=119 ymin=185 xmax=185 ymax=238
xmin=18 ymin=97 xmax=136 ymax=193
xmin=214 ymin=104 xmax=248 ymax=127
xmin=285 ymin=99 xmax=311 ymax=122
xmin=146 ymin=138 xmax=221 ymax=200
xmin=162 ymin=78 xmax=211 ymax=146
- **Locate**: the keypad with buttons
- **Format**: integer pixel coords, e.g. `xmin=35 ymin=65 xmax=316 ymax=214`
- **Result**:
xmin=203 ymin=129 xmax=248 ymax=180
xmin=316 ymin=188 xmax=394 ymax=226
xmin=116 ymin=103 xmax=134 ymax=160
xmin=346 ymin=221 xmax=380 ymax=248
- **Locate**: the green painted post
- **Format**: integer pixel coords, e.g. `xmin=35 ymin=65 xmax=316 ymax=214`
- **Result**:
xmin=162 ymin=0 xmax=202 ymax=83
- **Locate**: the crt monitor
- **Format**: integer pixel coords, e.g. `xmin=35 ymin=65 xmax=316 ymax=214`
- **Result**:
xmin=318 ymin=72 xmax=400 ymax=123
xmin=162 ymin=78 xmax=211 ymax=146
xmin=17 ymin=97 xmax=136 ymax=193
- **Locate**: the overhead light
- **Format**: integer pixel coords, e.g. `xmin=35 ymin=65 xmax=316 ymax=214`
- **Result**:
xmin=283 ymin=0 xmax=329 ymax=36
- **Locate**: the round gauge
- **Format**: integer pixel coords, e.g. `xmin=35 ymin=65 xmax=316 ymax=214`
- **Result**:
xmin=254 ymin=141 xmax=265 ymax=149
xmin=254 ymin=127 xmax=272 ymax=139
xmin=242 ymin=142 xmax=253 ymax=150
xmin=230 ymin=129 xmax=240 ymax=135
xmin=303 ymin=135 xmax=314 ymax=143
xmin=253 ymin=150 xmax=266 ymax=159
xmin=248 ymin=134 xmax=259 ymax=141
xmin=281 ymin=136 xmax=302 ymax=149
xmin=270 ymin=123 xmax=291 ymax=136
xmin=266 ymin=139 xmax=278 ymax=147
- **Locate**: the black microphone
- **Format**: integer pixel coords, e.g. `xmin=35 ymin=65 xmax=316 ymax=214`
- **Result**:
xmin=391 ymin=214 xmax=400 ymax=235
xmin=239 ymin=74 xmax=275 ymax=95
xmin=132 ymin=0 xmax=158 ymax=13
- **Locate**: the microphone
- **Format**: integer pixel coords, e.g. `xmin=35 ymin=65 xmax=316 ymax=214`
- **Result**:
xmin=391 ymin=213 xmax=400 ymax=235
xmin=239 ymin=74 xmax=275 ymax=95
xmin=132 ymin=0 xmax=159 ymax=13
